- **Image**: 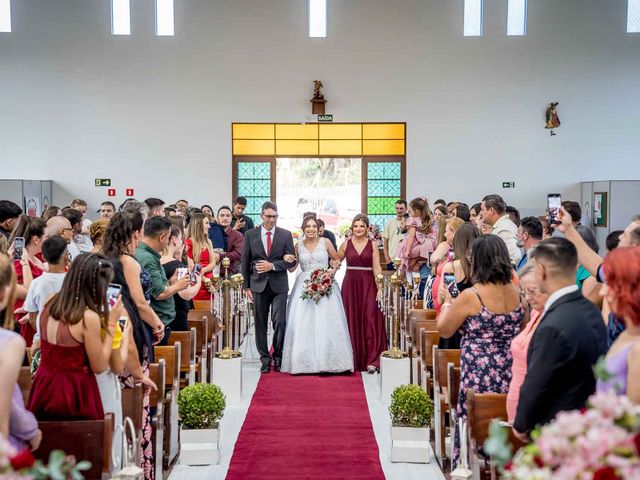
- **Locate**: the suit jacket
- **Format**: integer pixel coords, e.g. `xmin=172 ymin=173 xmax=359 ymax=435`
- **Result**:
xmin=514 ymin=290 xmax=607 ymax=433
xmin=241 ymin=226 xmax=295 ymax=294
xmin=209 ymin=224 xmax=244 ymax=274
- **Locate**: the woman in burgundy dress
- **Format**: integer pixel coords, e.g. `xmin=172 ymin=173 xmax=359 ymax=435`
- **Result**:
xmin=28 ymin=253 xmax=120 ymax=421
xmin=339 ymin=214 xmax=387 ymax=373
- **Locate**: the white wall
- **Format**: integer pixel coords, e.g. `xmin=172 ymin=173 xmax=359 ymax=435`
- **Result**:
xmin=1 ymin=0 xmax=639 ymax=218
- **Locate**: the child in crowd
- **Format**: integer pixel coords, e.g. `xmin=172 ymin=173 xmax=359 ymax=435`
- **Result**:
xmin=23 ymin=236 xmax=68 ymax=361
xmin=396 ymin=197 xmax=437 ymax=280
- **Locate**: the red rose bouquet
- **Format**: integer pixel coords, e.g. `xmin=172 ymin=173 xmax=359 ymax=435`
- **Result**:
xmin=300 ymin=268 xmax=334 ymax=304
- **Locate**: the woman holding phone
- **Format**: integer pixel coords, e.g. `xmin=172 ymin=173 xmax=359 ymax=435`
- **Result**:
xmin=9 ymin=215 xmax=46 ymax=347
xmin=161 ymin=224 xmax=202 ymax=332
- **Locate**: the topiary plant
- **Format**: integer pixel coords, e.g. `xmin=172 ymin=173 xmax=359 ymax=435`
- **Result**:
xmin=389 ymin=384 xmax=433 ymax=428
xmin=177 ymin=383 xmax=226 ymax=429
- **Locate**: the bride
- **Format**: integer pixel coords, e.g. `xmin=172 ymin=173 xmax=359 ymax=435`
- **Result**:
xmin=280 ymin=215 xmax=354 ymax=374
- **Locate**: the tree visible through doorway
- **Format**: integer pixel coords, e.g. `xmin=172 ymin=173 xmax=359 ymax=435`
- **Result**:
xmin=276 ymin=158 xmax=361 ymax=237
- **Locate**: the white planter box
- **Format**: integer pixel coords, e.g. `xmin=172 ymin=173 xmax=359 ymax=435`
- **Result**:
xmin=390 ymin=426 xmax=431 ymax=464
xmin=179 ymin=426 xmax=220 ymax=465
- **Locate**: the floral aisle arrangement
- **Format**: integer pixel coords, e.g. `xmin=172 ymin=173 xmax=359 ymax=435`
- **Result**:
xmin=0 ymin=433 xmax=90 ymax=479
xmin=484 ymin=392 xmax=640 ymax=480
xmin=300 ymin=268 xmax=334 ymax=304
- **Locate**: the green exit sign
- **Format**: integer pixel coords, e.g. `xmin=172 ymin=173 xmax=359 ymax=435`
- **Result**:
xmin=318 ymin=114 xmax=333 ymax=122
xmin=502 ymin=181 xmax=515 ymax=189
xmin=95 ymin=178 xmax=111 ymax=187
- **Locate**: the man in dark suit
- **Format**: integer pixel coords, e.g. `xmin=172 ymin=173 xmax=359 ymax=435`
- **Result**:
xmin=514 ymin=238 xmax=607 ymax=439
xmin=241 ymin=201 xmax=296 ymax=373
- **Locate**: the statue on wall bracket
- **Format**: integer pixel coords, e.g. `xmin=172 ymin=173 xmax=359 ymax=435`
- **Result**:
xmin=311 ymin=80 xmax=326 ymax=115
xmin=545 ymin=102 xmax=560 ymax=136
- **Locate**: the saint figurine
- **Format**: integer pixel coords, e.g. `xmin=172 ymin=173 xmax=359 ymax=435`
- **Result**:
xmin=545 ymin=102 xmax=560 ymax=129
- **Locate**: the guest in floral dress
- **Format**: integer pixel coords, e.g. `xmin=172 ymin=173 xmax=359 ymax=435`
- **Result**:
xmin=437 ymin=235 xmax=523 ymax=466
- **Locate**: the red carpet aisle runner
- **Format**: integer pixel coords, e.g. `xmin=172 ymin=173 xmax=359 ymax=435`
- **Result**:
xmin=226 ymin=372 xmax=385 ymax=480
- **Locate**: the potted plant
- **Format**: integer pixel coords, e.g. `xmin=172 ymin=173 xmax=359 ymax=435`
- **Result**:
xmin=389 ymin=384 xmax=434 ymax=463
xmin=177 ymin=383 xmax=226 ymax=465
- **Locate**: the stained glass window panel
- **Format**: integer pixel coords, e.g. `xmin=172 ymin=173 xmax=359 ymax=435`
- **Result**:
xmin=237 ymin=162 xmax=271 ymax=224
xmin=368 ymin=215 xmax=391 ymax=230
xmin=367 ymin=180 xmax=401 ymax=197
xmin=367 ymin=162 xmax=401 ymax=179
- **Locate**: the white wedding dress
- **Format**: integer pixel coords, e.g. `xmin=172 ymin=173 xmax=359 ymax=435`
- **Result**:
xmin=281 ymin=239 xmax=354 ymax=374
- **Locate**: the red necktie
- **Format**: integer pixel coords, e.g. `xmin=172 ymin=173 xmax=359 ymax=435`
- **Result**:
xmin=266 ymin=231 xmax=272 ymax=255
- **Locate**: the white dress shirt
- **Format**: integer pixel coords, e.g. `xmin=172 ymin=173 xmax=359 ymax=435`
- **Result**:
xmin=260 ymin=226 xmax=277 ymax=271
xmin=542 ymin=284 xmax=579 ymax=315
xmin=491 ymin=214 xmax=522 ymax=266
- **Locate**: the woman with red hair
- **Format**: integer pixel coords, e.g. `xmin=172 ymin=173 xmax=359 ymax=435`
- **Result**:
xmin=597 ymin=246 xmax=640 ymax=403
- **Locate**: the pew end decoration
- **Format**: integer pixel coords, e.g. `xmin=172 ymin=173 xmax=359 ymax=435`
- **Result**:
xmin=0 ymin=433 xmax=91 ymax=479
xmin=389 ymin=384 xmax=433 ymax=463
xmin=484 ymin=391 xmax=640 ymax=479
xmin=177 ymin=383 xmax=226 ymax=465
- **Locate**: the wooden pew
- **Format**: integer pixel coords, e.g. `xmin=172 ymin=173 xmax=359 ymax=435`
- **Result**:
xmin=410 ymin=309 xmax=438 ymax=352
xmin=148 ymin=361 xmax=165 ymax=480
xmin=18 ymin=366 xmax=31 ymax=404
xmin=154 ymin=344 xmax=181 ymax=470
xmin=432 ymin=346 xmax=461 ymax=470
xmin=419 ymin=329 xmax=439 ymax=395
xmin=466 ymin=391 xmax=527 ymax=480
xmin=35 ymin=413 xmax=114 ymax=480
xmin=121 ymin=382 xmax=143 ymax=470
xmin=188 ymin=315 xmax=211 ymax=383
xmin=192 ymin=300 xmax=211 ymax=311
xmin=168 ymin=329 xmax=197 ymax=387
xmin=447 ymin=362 xmax=461 ymax=428
xmin=188 ymin=309 xmax=221 ymax=356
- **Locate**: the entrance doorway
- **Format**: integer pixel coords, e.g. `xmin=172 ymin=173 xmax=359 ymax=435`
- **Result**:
xmin=276 ymin=157 xmax=361 ymax=234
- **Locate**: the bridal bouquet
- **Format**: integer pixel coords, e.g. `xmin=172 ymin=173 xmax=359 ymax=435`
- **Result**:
xmin=301 ymin=268 xmax=334 ymax=304
xmin=486 ymin=391 xmax=640 ymax=480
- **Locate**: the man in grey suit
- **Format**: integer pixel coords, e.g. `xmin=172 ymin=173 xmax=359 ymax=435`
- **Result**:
xmin=241 ymin=201 xmax=297 ymax=373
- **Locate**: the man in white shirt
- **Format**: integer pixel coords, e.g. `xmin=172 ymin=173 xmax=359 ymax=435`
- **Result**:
xmin=480 ymin=194 xmax=522 ymax=266
xmin=24 ymin=236 xmax=68 ymax=342
xmin=382 ymin=199 xmax=407 ymax=268
xmin=45 ymin=215 xmax=80 ymax=260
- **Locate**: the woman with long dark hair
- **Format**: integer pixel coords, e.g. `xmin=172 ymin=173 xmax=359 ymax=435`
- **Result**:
xmin=27 ymin=253 xmax=118 ymax=420
xmin=101 ymin=210 xmax=158 ymax=479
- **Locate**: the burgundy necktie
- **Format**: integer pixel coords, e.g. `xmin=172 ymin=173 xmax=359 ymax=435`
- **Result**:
xmin=266 ymin=231 xmax=272 ymax=255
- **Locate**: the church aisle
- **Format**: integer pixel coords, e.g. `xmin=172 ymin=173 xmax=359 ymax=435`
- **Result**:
xmin=226 ymin=371 xmax=386 ymax=480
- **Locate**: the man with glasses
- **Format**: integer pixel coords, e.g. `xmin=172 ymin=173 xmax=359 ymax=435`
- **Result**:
xmin=44 ymin=215 xmax=80 ymax=261
xmin=241 ymin=202 xmax=296 ymax=373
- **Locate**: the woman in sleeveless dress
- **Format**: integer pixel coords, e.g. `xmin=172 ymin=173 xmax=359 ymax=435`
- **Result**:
xmin=28 ymin=253 xmax=121 ymax=421
xmin=596 ymin=247 xmax=640 ymax=403
xmin=185 ymin=212 xmax=218 ymax=301
xmin=338 ymin=214 xmax=387 ymax=374
xmin=281 ymin=216 xmax=353 ymax=374
xmin=437 ymin=235 xmax=523 ymax=466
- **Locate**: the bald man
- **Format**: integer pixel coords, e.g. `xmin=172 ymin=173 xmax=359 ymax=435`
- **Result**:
xmin=45 ymin=216 xmax=81 ymax=260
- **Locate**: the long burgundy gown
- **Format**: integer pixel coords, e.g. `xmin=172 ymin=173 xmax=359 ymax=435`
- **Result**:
xmin=341 ymin=239 xmax=387 ymax=370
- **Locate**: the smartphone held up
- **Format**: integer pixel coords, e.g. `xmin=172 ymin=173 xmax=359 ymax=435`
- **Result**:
xmin=547 ymin=193 xmax=562 ymax=225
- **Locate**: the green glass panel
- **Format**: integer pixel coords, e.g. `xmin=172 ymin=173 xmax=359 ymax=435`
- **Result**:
xmin=367 ymin=197 xmax=398 ymax=214
xmin=367 ymin=162 xmax=401 ymax=179
xmin=238 ymin=162 xmax=270 ymax=179
xmin=367 ymin=179 xmax=401 ymax=197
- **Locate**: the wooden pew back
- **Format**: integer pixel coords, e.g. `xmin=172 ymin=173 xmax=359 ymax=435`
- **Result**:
xmin=433 ymin=346 xmax=461 ymax=392
xmin=18 ymin=366 xmax=31 ymax=404
xmin=154 ymin=344 xmax=181 ymax=394
xmin=168 ymin=329 xmax=196 ymax=387
xmin=121 ymin=383 xmax=144 ymax=433
xmin=447 ymin=362 xmax=461 ymax=412
xmin=36 ymin=413 xmax=114 ymax=480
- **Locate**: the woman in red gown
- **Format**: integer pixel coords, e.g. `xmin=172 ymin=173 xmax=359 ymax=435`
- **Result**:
xmin=10 ymin=215 xmax=46 ymax=347
xmin=28 ymin=253 xmax=121 ymax=420
xmin=185 ymin=212 xmax=218 ymax=301
xmin=339 ymin=214 xmax=387 ymax=373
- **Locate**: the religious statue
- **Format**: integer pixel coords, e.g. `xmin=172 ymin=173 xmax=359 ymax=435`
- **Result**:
xmin=310 ymin=80 xmax=326 ymax=114
xmin=545 ymin=102 xmax=560 ymax=135
xmin=312 ymin=80 xmax=324 ymax=100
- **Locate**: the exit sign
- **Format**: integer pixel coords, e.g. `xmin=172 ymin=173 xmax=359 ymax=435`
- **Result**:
xmin=318 ymin=114 xmax=333 ymax=122
xmin=502 ymin=182 xmax=516 ymax=189
xmin=95 ymin=178 xmax=111 ymax=187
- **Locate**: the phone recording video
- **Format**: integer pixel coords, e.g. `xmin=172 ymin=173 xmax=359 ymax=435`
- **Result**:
xmin=190 ymin=264 xmax=202 ymax=283
xmin=548 ymin=193 xmax=562 ymax=225
xmin=107 ymin=283 xmax=122 ymax=308
xmin=12 ymin=237 xmax=25 ymax=261
xmin=444 ymin=273 xmax=459 ymax=298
